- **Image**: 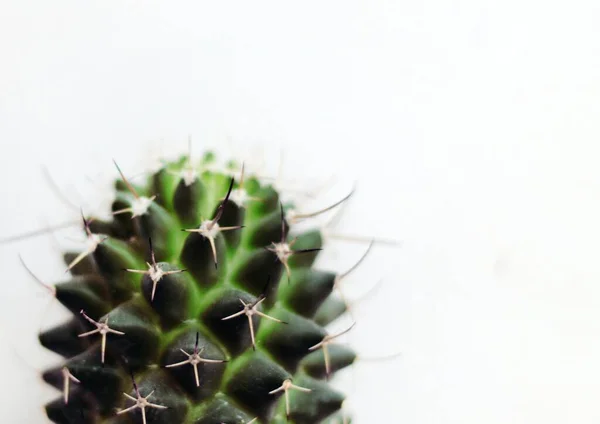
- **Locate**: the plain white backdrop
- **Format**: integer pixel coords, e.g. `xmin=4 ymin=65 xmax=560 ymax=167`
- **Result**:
xmin=2 ymin=0 xmax=600 ymax=423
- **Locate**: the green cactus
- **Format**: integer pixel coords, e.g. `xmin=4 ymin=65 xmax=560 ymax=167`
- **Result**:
xmin=37 ymin=152 xmax=360 ymax=424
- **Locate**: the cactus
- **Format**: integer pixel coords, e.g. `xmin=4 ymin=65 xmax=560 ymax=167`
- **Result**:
xmin=33 ymin=151 xmax=365 ymax=424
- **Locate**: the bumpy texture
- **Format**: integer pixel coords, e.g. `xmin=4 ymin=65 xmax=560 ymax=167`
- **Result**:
xmin=40 ymin=153 xmax=355 ymax=424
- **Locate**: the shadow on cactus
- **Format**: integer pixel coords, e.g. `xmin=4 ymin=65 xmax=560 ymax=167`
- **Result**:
xmin=23 ymin=151 xmax=386 ymax=424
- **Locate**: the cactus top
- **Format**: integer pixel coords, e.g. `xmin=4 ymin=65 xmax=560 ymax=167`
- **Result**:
xmin=40 ymin=153 xmax=356 ymax=424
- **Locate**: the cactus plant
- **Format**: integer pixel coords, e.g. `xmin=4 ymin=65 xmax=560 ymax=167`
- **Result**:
xmin=31 ymin=151 xmax=366 ymax=424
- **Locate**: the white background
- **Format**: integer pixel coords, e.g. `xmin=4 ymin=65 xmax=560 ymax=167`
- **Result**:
xmin=1 ymin=0 xmax=600 ymax=423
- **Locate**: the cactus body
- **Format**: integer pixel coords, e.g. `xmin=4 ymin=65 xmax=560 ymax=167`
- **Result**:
xmin=40 ymin=153 xmax=354 ymax=424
